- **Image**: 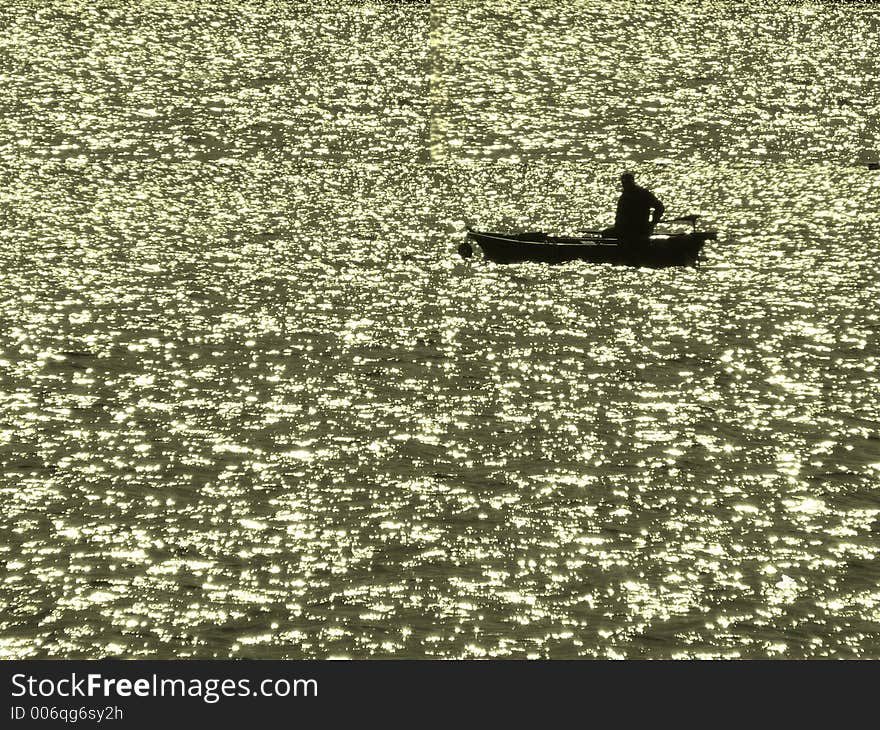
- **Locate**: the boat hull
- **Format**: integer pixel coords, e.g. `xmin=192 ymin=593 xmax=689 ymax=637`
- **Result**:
xmin=465 ymin=230 xmax=716 ymax=267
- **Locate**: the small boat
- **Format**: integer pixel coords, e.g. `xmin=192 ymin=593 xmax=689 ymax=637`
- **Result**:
xmin=460 ymin=227 xmax=717 ymax=267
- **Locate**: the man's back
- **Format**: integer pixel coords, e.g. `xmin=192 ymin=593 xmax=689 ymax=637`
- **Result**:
xmin=615 ymin=183 xmax=663 ymax=237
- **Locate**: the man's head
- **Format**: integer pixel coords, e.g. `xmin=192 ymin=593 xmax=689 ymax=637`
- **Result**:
xmin=620 ymin=172 xmax=636 ymax=190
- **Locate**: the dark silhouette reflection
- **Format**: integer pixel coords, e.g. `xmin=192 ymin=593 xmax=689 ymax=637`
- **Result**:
xmin=603 ymin=172 xmax=665 ymax=243
xmin=868 ymin=162 xmax=879 ymax=170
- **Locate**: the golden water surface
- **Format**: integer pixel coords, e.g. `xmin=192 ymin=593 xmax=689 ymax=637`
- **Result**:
xmin=1 ymin=1 xmax=879 ymax=658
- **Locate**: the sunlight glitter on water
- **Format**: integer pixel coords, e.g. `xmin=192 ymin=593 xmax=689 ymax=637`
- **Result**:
xmin=1 ymin=1 xmax=879 ymax=659
xmin=430 ymin=0 xmax=880 ymax=164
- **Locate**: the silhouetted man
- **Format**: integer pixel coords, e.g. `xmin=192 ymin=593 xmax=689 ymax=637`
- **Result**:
xmin=613 ymin=173 xmax=664 ymax=241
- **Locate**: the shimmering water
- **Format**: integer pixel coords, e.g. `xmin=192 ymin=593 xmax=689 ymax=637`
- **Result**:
xmin=430 ymin=0 xmax=880 ymax=163
xmin=1 ymin=1 xmax=880 ymax=659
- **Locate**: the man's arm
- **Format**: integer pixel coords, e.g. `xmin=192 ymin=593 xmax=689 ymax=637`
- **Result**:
xmin=649 ymin=193 xmax=664 ymax=225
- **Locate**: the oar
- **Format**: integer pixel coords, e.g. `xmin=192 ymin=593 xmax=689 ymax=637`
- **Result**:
xmin=579 ymin=215 xmax=700 ymax=234
xmin=659 ymin=214 xmax=700 ymax=228
xmin=577 ymin=229 xmax=617 ymax=237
